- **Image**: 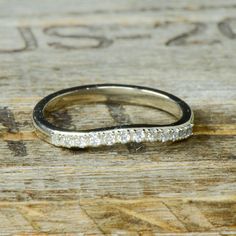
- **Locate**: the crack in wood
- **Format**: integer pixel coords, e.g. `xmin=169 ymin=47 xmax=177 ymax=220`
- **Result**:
xmin=218 ymin=18 xmax=236 ymax=39
xmin=60 ymin=4 xmax=236 ymax=16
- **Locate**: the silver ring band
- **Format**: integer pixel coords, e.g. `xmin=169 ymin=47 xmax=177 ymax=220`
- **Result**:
xmin=32 ymin=84 xmax=194 ymax=148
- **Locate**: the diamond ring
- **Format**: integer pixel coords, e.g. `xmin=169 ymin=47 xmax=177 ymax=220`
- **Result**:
xmin=32 ymin=84 xmax=194 ymax=148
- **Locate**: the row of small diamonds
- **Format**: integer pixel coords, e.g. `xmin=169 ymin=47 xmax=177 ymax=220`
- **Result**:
xmin=52 ymin=124 xmax=193 ymax=148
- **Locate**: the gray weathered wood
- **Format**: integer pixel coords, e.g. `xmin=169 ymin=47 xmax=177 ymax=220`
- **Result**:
xmin=0 ymin=0 xmax=235 ymax=235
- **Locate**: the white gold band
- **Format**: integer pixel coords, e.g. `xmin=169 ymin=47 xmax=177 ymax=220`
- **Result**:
xmin=32 ymin=84 xmax=194 ymax=148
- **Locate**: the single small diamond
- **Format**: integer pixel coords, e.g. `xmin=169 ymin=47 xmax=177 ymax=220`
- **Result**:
xmin=186 ymin=125 xmax=193 ymax=137
xmin=59 ymin=134 xmax=65 ymax=145
xmin=179 ymin=127 xmax=188 ymax=139
xmin=74 ymin=135 xmax=88 ymax=148
xmin=64 ymin=136 xmax=73 ymax=147
xmin=52 ymin=133 xmax=61 ymax=146
xmin=160 ymin=130 xmax=169 ymax=142
xmin=132 ymin=129 xmax=145 ymax=143
xmin=167 ymin=129 xmax=175 ymax=141
xmin=183 ymin=127 xmax=189 ymax=138
xmin=67 ymin=135 xmax=75 ymax=147
xmin=172 ymin=129 xmax=179 ymax=141
xmin=146 ymin=129 xmax=158 ymax=142
xmin=89 ymin=133 xmax=101 ymax=147
xmin=117 ymin=130 xmax=130 ymax=144
xmin=103 ymin=132 xmax=116 ymax=146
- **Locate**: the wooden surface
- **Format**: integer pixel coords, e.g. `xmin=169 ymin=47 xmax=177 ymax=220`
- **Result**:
xmin=0 ymin=0 xmax=236 ymax=235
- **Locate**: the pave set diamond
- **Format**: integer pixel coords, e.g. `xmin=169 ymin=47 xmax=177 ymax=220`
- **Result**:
xmin=51 ymin=124 xmax=193 ymax=148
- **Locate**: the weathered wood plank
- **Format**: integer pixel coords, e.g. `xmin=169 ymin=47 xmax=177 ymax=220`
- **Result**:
xmin=0 ymin=0 xmax=235 ymax=235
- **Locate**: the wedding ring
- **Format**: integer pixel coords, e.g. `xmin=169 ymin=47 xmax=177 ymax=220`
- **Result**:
xmin=32 ymin=84 xmax=194 ymax=148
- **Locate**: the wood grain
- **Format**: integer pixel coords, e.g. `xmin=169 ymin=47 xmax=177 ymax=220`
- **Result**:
xmin=0 ymin=0 xmax=235 ymax=235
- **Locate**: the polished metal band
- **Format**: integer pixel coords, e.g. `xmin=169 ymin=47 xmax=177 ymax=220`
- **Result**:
xmin=32 ymin=84 xmax=194 ymax=148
